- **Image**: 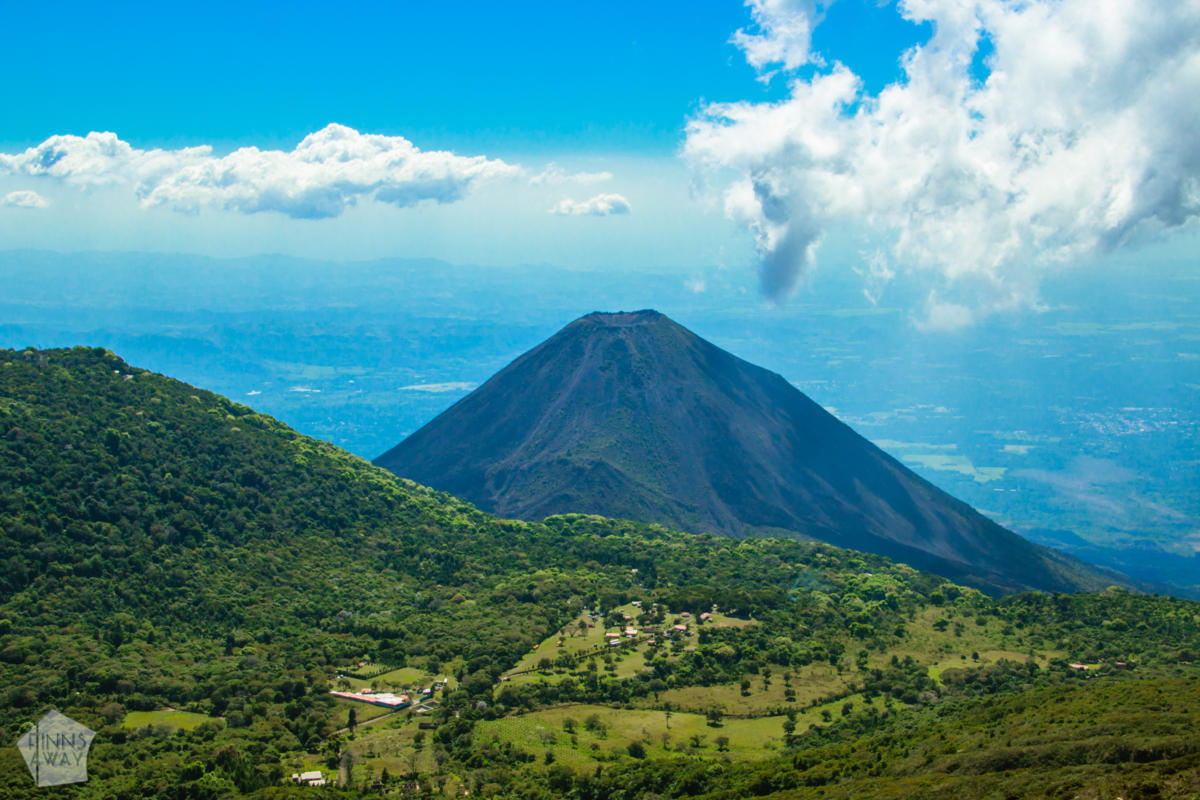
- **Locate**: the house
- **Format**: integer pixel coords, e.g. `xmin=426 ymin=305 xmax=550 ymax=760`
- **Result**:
xmin=605 ymin=631 xmax=621 ymax=639
xmin=673 ymin=624 xmax=687 ymax=632
xmin=329 ymin=690 xmax=410 ymax=708
xmin=700 ymin=612 xmax=712 ymax=622
xmin=624 ymin=627 xmax=638 ymax=637
xmin=292 ymin=771 xmax=325 ymax=786
xmin=1069 ymin=663 xmax=1089 ymax=670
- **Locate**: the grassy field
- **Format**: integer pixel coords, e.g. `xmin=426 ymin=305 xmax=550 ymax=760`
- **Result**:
xmin=342 ymin=661 xmax=396 ymax=679
xmin=331 ymin=698 xmax=401 ymax=728
xmin=121 ymin=710 xmax=221 ymax=732
xmin=344 ymin=713 xmax=440 ymax=778
xmin=344 ymin=665 xmax=454 ymax=690
xmin=891 ymin=605 xmax=1063 ymax=676
xmin=505 ymin=604 xmax=759 ymax=691
xmin=633 ymin=660 xmax=853 ymax=716
xmin=508 ymin=604 xmax=758 ymax=673
xmin=475 ymin=704 xmax=788 ymax=772
xmin=505 ymin=605 xmax=634 ymax=677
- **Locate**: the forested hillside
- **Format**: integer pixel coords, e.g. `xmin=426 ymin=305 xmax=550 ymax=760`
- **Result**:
xmin=1 ymin=347 xmax=1198 ymax=799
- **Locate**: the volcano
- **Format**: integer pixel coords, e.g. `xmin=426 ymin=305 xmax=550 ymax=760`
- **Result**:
xmin=375 ymin=310 xmax=1114 ymax=594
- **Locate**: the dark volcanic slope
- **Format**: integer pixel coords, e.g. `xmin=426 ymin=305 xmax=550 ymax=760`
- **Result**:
xmin=375 ymin=310 xmax=1113 ymax=594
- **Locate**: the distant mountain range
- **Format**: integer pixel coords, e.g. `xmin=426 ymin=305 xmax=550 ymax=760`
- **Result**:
xmin=376 ymin=310 xmax=1121 ymax=595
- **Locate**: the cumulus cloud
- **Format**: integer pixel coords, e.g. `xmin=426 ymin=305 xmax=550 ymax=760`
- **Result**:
xmin=689 ymin=0 xmax=1200 ymax=326
xmin=733 ymin=0 xmax=830 ymax=74
xmin=0 ymin=124 xmax=519 ymax=219
xmin=549 ymin=193 xmax=632 ymax=216
xmin=2 ymin=190 xmax=49 ymax=209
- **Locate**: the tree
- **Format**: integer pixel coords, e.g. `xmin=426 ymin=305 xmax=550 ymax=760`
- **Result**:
xmin=347 ymin=708 xmax=357 ymax=732
xmin=627 ymin=741 xmax=646 ymax=759
xmin=583 ymin=714 xmax=606 ymax=736
xmin=715 ymin=735 xmax=730 ymax=752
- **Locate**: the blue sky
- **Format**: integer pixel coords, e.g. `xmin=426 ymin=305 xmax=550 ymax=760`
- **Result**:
xmin=2 ymin=0 xmax=1198 ymax=328
xmin=1 ymin=1 xmax=926 ymax=155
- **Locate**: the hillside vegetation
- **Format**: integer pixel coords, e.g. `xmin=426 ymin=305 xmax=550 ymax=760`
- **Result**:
xmin=1 ymin=346 xmax=1197 ymax=799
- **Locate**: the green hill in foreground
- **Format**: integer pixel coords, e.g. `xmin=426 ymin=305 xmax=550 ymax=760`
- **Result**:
xmin=0 ymin=346 xmax=1197 ymax=799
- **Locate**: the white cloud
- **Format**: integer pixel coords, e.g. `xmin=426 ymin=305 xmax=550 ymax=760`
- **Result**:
xmin=2 ymin=189 xmax=50 ymax=209
xmin=397 ymin=381 xmax=477 ymax=393
xmin=530 ymin=164 xmax=614 ymax=185
xmin=733 ymin=0 xmax=829 ymax=74
xmin=691 ymin=0 xmax=1200 ymax=326
xmin=917 ymin=297 xmax=975 ymax=331
xmin=0 ymin=124 xmax=519 ymax=219
xmin=549 ymin=193 xmax=632 ymax=216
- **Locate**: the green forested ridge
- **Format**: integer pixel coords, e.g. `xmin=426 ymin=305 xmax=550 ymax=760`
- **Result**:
xmin=1 ymin=346 xmax=1198 ymax=799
